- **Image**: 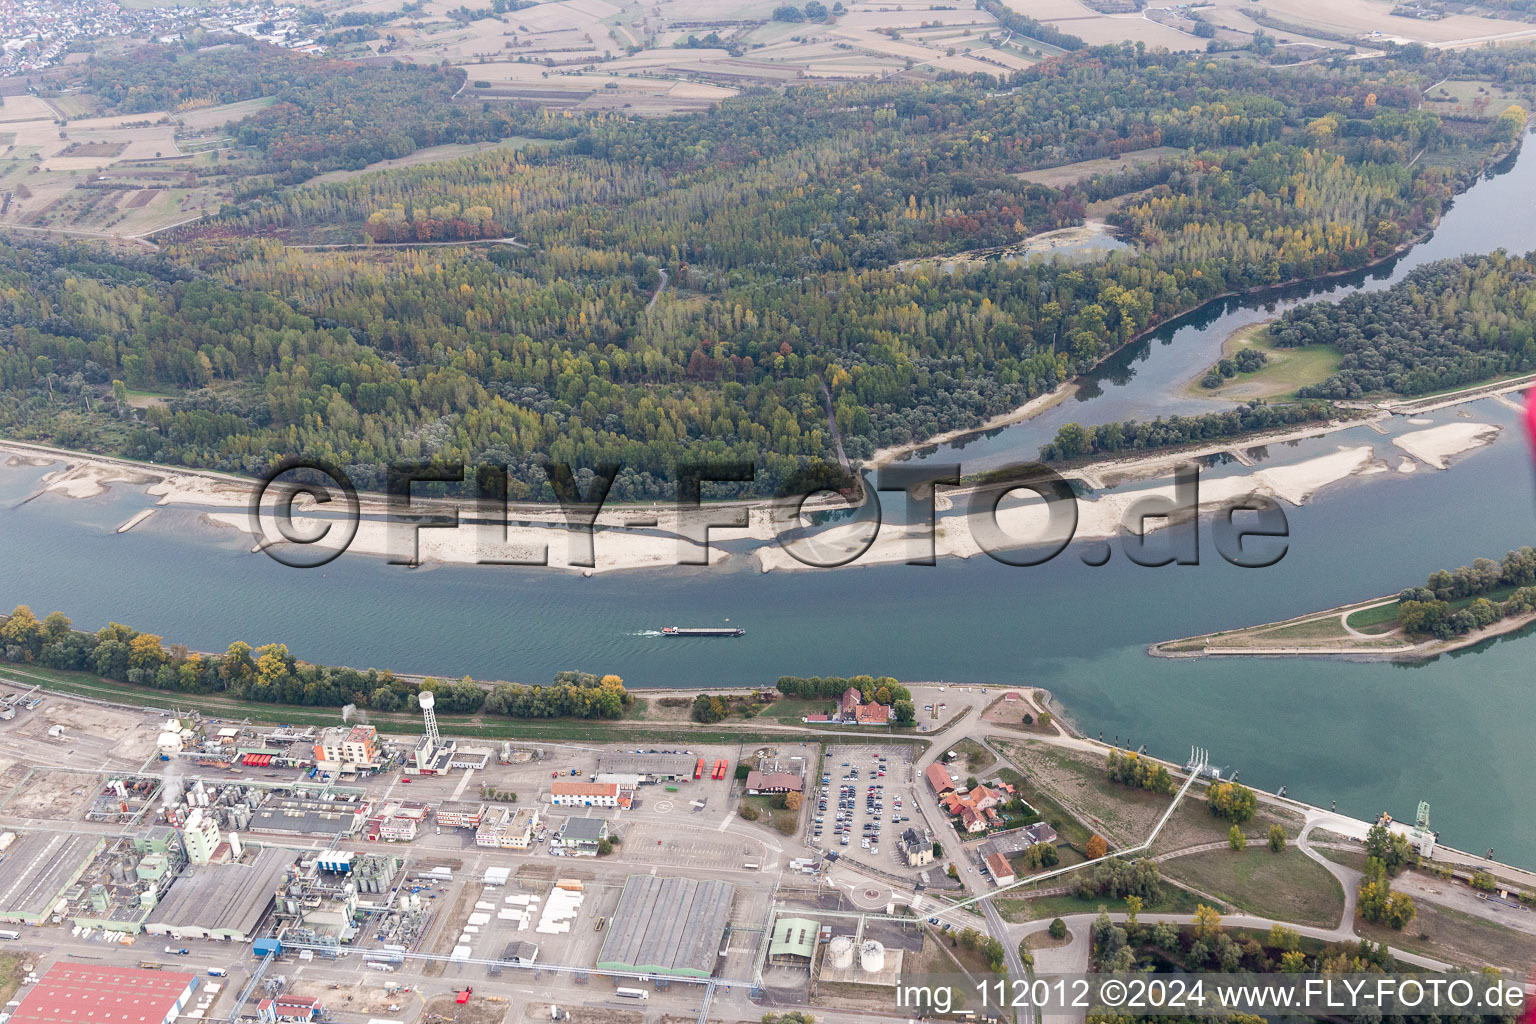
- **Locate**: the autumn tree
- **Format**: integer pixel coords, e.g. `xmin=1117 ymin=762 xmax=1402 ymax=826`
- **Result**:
xmin=1193 ymin=904 xmax=1223 ymax=939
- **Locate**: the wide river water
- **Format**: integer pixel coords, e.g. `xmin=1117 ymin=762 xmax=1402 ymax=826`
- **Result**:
xmin=4 ymin=136 xmax=1536 ymax=864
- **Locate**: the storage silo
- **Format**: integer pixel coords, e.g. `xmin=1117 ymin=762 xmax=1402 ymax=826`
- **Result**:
xmin=859 ymin=940 xmax=885 ymax=973
xmin=827 ymin=935 xmax=855 ymax=970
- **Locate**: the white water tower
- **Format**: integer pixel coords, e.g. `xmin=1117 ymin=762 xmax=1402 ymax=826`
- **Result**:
xmin=419 ymin=690 xmax=440 ymax=750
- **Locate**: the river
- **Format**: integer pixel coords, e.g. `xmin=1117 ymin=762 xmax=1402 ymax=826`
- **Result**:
xmin=3 ymin=136 xmax=1536 ymax=865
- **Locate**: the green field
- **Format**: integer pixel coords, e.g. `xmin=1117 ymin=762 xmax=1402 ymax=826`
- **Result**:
xmin=998 ymin=884 xmax=1204 ymax=923
xmin=1424 ymin=80 xmax=1527 ymax=121
xmin=946 ymin=738 xmax=995 ymax=773
xmin=1258 ymin=616 xmax=1349 ymax=642
xmin=1160 ymin=847 xmax=1345 ymax=928
xmin=740 ymin=793 xmax=800 ymax=835
xmin=1015 ymin=146 xmax=1183 ymax=188
xmin=1344 ymin=600 xmax=1401 ymax=632
xmin=1188 ymin=323 xmax=1341 ymax=401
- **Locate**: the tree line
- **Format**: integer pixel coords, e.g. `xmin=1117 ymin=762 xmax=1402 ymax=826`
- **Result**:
xmin=1039 ymin=401 xmax=1339 ymax=462
xmin=1394 ymin=546 xmax=1536 ymax=639
xmin=0 ymin=606 xmax=629 ymax=719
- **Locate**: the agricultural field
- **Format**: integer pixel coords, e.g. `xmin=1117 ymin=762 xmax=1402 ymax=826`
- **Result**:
xmin=1012 ymin=0 xmax=1202 ymax=49
xmin=1245 ymin=0 xmax=1536 ymax=46
xmin=320 ymin=0 xmax=1045 ymax=109
xmin=0 ymin=98 xmax=253 ymax=239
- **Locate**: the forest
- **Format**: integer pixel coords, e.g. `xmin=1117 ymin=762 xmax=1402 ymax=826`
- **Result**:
xmin=0 ymin=604 xmax=631 ymax=718
xmin=0 ymin=45 xmax=1528 ymax=498
xmin=1270 ymin=249 xmax=1536 ymax=398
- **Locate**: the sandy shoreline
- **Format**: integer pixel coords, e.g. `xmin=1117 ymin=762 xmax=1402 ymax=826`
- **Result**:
xmin=0 ymin=411 xmax=1505 ymax=575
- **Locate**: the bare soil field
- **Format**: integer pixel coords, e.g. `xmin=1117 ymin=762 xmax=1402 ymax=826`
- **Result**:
xmin=3 ymin=767 xmax=99 ymax=819
xmin=523 ymin=1005 xmax=640 ymax=1024
xmin=289 ymin=976 xmax=417 ymax=1016
xmin=1358 ymin=898 xmax=1536 ymax=971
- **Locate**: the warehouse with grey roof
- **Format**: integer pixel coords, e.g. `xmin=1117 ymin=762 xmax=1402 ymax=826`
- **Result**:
xmin=596 ymin=875 xmax=735 ymax=978
xmin=0 ymin=833 xmax=103 ymax=924
xmin=145 ymin=846 xmax=293 ymax=940
xmin=593 ymin=752 xmax=697 ymax=782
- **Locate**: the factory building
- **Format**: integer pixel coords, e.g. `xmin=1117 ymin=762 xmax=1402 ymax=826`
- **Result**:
xmin=257 ymin=996 xmax=323 ymax=1023
xmin=501 ymin=940 xmax=538 ymax=965
xmin=182 ymin=807 xmax=222 ymax=865
xmin=977 ymin=823 xmax=1059 ymax=862
xmin=144 ymin=846 xmax=293 ymax=941
xmin=9 ymin=964 xmax=198 ymax=1024
xmin=312 ymin=725 xmax=382 ymax=773
xmin=597 ymin=875 xmax=735 ymax=979
xmin=434 ymin=801 xmax=487 ymax=829
xmin=767 ymin=916 xmax=819 ymax=965
xmin=475 ymin=807 xmax=540 ymax=849
xmin=248 ymin=796 xmax=371 ymax=838
xmin=552 ymin=816 xmax=608 ymax=856
xmin=365 ymin=802 xmax=430 ymax=843
xmin=594 ymin=752 xmax=697 ymax=783
xmin=0 ymin=833 xmax=103 ymax=924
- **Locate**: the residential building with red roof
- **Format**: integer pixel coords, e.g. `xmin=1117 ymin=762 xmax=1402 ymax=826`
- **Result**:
xmin=984 ymin=852 xmax=1016 ymax=886
xmin=925 ymin=762 xmax=956 ymax=796
xmin=744 ymin=770 xmax=805 ymax=794
xmin=854 ymin=702 xmax=889 ymax=725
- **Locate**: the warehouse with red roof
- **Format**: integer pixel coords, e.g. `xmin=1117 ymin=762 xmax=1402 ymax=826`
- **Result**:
xmin=9 ymin=964 xmax=199 ymax=1024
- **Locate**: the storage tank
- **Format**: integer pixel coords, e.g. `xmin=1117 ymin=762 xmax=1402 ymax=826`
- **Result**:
xmin=859 ymin=940 xmax=885 ymax=973
xmin=827 ymin=935 xmax=855 ymax=970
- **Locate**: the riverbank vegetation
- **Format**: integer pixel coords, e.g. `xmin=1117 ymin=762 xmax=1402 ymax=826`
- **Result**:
xmin=1271 ymin=250 xmax=1536 ymax=399
xmin=0 ymin=47 xmax=1529 ymax=496
xmin=0 ymin=604 xmax=631 ymax=718
xmin=1038 ymin=401 xmax=1340 ymax=461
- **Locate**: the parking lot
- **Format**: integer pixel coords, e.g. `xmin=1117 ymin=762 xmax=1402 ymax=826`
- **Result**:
xmin=812 ymin=745 xmax=918 ymax=869
xmin=621 ymin=823 xmax=765 ymax=871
